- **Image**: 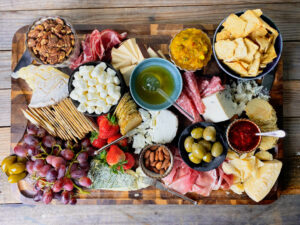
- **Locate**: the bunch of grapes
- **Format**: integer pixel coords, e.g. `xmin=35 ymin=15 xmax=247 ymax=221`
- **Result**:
xmin=14 ymin=123 xmax=95 ymax=205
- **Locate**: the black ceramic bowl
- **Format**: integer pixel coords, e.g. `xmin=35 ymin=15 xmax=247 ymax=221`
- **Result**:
xmin=68 ymin=61 xmax=127 ymax=117
xmin=213 ymin=11 xmax=283 ymax=80
xmin=178 ymin=122 xmax=228 ymax=172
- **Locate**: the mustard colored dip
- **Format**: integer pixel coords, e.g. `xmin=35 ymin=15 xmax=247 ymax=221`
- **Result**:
xmin=170 ymin=28 xmax=212 ymax=71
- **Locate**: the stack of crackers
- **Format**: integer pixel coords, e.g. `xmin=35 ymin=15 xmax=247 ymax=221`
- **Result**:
xmin=22 ymin=98 xmax=97 ymax=142
xmin=214 ymin=9 xmax=278 ymax=77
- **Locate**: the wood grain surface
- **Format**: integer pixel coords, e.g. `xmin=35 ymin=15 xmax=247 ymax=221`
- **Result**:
xmin=0 ymin=0 xmax=299 ymax=224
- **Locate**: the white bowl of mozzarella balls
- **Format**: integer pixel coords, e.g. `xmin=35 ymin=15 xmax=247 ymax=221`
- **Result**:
xmin=69 ymin=61 xmax=125 ymax=116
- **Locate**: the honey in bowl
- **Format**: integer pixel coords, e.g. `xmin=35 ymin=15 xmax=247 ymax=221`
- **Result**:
xmin=227 ymin=119 xmax=261 ymax=153
xmin=135 ymin=65 xmax=175 ymax=105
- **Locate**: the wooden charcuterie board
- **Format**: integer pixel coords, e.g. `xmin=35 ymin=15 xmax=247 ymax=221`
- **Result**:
xmin=11 ymin=24 xmax=283 ymax=205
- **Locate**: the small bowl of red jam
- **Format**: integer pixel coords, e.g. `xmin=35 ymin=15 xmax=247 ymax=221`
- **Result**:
xmin=226 ymin=119 xmax=261 ymax=154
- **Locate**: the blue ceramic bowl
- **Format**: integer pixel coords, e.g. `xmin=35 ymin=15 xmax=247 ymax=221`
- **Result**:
xmin=129 ymin=58 xmax=182 ymax=111
xmin=213 ymin=11 xmax=283 ymax=80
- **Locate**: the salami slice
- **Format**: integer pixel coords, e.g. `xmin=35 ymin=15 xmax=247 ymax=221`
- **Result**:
xmin=176 ymin=90 xmax=202 ymax=122
xmin=201 ymin=76 xmax=224 ymax=98
xmin=182 ymin=71 xmax=206 ymax=114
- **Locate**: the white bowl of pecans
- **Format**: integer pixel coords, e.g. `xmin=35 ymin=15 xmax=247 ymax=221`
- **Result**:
xmin=139 ymin=144 xmax=174 ymax=179
xmin=26 ymin=16 xmax=79 ymax=66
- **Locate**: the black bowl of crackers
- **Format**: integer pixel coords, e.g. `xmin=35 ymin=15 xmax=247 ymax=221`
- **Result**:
xmin=213 ymin=9 xmax=283 ymax=80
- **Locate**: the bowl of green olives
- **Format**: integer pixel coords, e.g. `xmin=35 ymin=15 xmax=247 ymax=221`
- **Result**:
xmin=178 ymin=122 xmax=228 ymax=171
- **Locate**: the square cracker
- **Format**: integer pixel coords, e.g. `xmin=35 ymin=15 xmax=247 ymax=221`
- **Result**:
xmin=262 ymin=45 xmax=277 ymax=64
xmin=214 ymin=40 xmax=236 ymax=60
xmin=249 ymin=27 xmax=268 ymax=40
xmin=222 ymin=14 xmax=247 ymax=38
xmin=255 ymin=36 xmax=272 ymax=53
xmin=248 ymin=52 xmax=261 ymax=76
xmin=216 ymin=29 xmax=231 ymax=41
xmin=240 ymin=10 xmax=263 ymax=36
xmin=225 ymin=61 xmax=249 ymax=77
xmin=243 ymin=38 xmax=259 ymax=63
xmin=234 ymin=38 xmax=248 ymax=60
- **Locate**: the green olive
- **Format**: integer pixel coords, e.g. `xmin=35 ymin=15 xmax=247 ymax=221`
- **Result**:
xmin=1 ymin=155 xmax=17 ymax=173
xmin=191 ymin=127 xmax=204 ymax=139
xmin=7 ymin=172 xmax=27 ymax=183
xmin=184 ymin=136 xmax=194 ymax=153
xmin=8 ymin=162 xmax=26 ymax=175
xmin=198 ymin=140 xmax=212 ymax=151
xmin=188 ymin=153 xmax=202 ymax=164
xmin=192 ymin=143 xmax=206 ymax=159
xmin=203 ymin=153 xmax=213 ymax=163
xmin=211 ymin=142 xmax=224 ymax=157
xmin=17 ymin=156 xmax=27 ymax=163
xmin=203 ymin=126 xmax=216 ymax=141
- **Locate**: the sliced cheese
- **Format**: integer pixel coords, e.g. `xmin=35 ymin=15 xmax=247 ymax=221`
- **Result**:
xmin=244 ymin=160 xmax=282 ymax=202
xmin=202 ymin=90 xmax=236 ymax=122
xmin=120 ymin=65 xmax=135 ymax=86
xmin=147 ymin=47 xmax=159 ymax=58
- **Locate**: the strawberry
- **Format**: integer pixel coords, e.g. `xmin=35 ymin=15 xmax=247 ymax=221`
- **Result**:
xmin=98 ymin=114 xmax=120 ymax=139
xmin=96 ymin=115 xmax=105 ymax=126
xmin=106 ymin=145 xmax=125 ymax=166
xmin=123 ymin=153 xmax=135 ymax=170
xmin=90 ymin=131 xmax=106 ymax=148
xmin=107 ymin=133 xmax=128 ymax=147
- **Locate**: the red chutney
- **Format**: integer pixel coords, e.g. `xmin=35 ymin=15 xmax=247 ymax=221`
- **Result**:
xmin=228 ymin=120 xmax=260 ymax=152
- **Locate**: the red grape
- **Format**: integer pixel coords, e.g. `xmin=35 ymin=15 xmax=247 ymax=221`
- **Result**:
xmin=52 ymin=157 xmax=65 ymax=168
xmin=42 ymin=189 xmax=53 ymax=204
xmin=63 ymin=178 xmax=74 ymax=191
xmin=39 ymin=164 xmax=51 ymax=177
xmin=64 ymin=140 xmax=73 ymax=149
xmin=46 ymin=155 xmax=55 ymax=164
xmin=70 ymin=163 xmax=79 ymax=173
xmin=46 ymin=168 xmax=58 ymax=182
xmin=36 ymin=127 xmax=46 ymax=138
xmin=78 ymin=177 xmax=92 ymax=187
xmin=61 ymin=191 xmax=70 ymax=204
xmin=35 ymin=178 xmax=46 ymax=191
xmin=14 ymin=144 xmax=28 ymax=157
xmin=24 ymin=134 xmax=39 ymax=146
xmin=53 ymin=178 xmax=64 ymax=192
xmin=86 ymin=146 xmax=96 ymax=156
xmin=61 ymin=149 xmax=74 ymax=161
xmin=33 ymin=190 xmax=43 ymax=202
xmin=77 ymin=152 xmax=88 ymax=164
xmin=70 ymin=169 xmax=86 ymax=179
xmin=27 ymin=145 xmax=38 ymax=156
xmin=57 ymin=165 xmax=66 ymax=179
xmin=79 ymin=161 xmax=89 ymax=169
xmin=26 ymin=161 xmax=34 ymax=174
xmin=53 ymin=192 xmax=62 ymax=200
xmin=33 ymin=159 xmax=44 ymax=172
xmin=42 ymin=135 xmax=56 ymax=148
xmin=70 ymin=197 xmax=77 ymax=205
xmin=27 ymin=123 xmax=38 ymax=135
xmin=81 ymin=137 xmax=91 ymax=148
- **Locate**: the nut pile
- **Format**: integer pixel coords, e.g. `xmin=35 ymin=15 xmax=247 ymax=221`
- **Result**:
xmin=27 ymin=18 xmax=75 ymax=65
xmin=144 ymin=145 xmax=171 ymax=175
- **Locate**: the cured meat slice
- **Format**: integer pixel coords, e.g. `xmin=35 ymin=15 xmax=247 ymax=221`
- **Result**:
xmin=201 ymin=76 xmax=224 ymax=98
xmin=176 ymin=90 xmax=202 ymax=122
xmin=70 ymin=29 xmax=127 ymax=69
xmin=182 ymin=71 xmax=206 ymax=114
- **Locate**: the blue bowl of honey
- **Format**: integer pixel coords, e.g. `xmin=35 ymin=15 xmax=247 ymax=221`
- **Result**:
xmin=130 ymin=58 xmax=183 ymax=111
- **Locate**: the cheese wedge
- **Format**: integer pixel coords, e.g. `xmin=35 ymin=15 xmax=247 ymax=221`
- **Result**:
xmin=244 ymin=160 xmax=282 ymax=202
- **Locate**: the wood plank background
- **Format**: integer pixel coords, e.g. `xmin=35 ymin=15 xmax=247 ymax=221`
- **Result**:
xmin=0 ymin=0 xmax=299 ymax=224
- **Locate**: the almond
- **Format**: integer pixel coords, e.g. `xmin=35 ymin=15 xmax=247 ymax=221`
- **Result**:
xmin=149 ymin=152 xmax=154 ymax=163
xmin=153 ymin=168 xmax=159 ymax=173
xmin=162 ymin=148 xmax=169 ymax=156
xmin=162 ymin=159 xmax=169 ymax=169
xmin=156 ymin=162 xmax=162 ymax=170
xmin=158 ymin=150 xmax=164 ymax=161
xmin=159 ymin=169 xmax=165 ymax=175
xmin=151 ymin=146 xmax=158 ymax=151
xmin=144 ymin=150 xmax=151 ymax=159
xmin=145 ymin=158 xmax=150 ymax=167
xmin=155 ymin=150 xmax=159 ymax=161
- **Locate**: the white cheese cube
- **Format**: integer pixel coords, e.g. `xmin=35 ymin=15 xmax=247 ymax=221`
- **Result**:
xmin=72 ymin=79 xmax=80 ymax=88
xmin=100 ymin=89 xmax=108 ymax=98
xmin=95 ymin=107 xmax=104 ymax=115
xmin=111 ymin=98 xmax=119 ymax=105
xmin=106 ymin=96 xmax=114 ymax=105
xmin=88 ymin=78 xmax=97 ymax=86
xmin=202 ymin=91 xmax=236 ymax=123
xmin=77 ymin=80 xmax=88 ymax=91
xmin=107 ymin=84 xmax=115 ymax=95
xmin=102 ymin=105 xmax=111 ymax=113
xmin=98 ymin=62 xmax=107 ymax=70
xmin=89 ymin=86 xmax=97 ymax=93
xmin=74 ymin=71 xmax=81 ymax=80
xmin=87 ymin=106 xmax=95 ymax=114
xmin=70 ymin=90 xmax=79 ymax=101
xmin=98 ymin=73 xmax=106 ymax=84
xmin=106 ymin=75 xmax=113 ymax=84
xmin=77 ymin=103 xmax=87 ymax=113
xmin=79 ymin=65 xmax=94 ymax=76
xmin=113 ymin=76 xmax=120 ymax=85
xmin=78 ymin=94 xmax=87 ymax=103
xmin=106 ymin=68 xmax=116 ymax=77
xmin=87 ymin=92 xmax=98 ymax=100
xmin=96 ymin=99 xmax=106 ymax=108
xmin=115 ymin=86 xmax=121 ymax=92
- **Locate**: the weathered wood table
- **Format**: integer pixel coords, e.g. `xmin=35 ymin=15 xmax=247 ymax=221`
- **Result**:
xmin=0 ymin=0 xmax=299 ymax=224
